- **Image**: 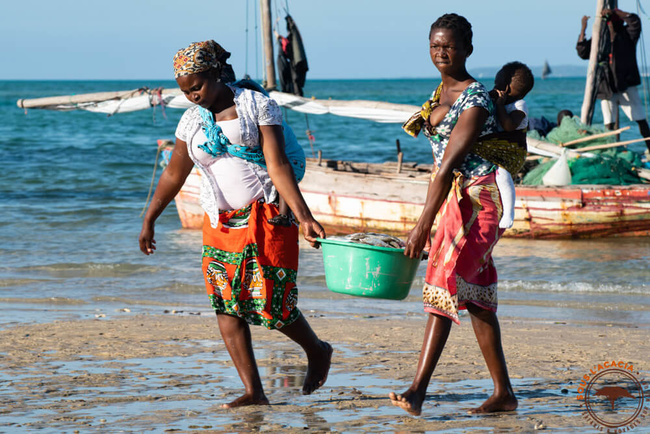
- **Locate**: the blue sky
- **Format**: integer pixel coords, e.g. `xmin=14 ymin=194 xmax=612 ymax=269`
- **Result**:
xmin=2 ymin=0 xmax=649 ymax=80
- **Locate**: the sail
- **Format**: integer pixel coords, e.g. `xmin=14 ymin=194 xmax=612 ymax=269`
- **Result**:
xmin=16 ymin=88 xmax=190 ymax=114
xmin=268 ymin=91 xmax=416 ymax=123
xmin=541 ymin=60 xmax=552 ymax=79
xmin=16 ymin=86 xmax=418 ymax=123
xmin=277 ymin=15 xmax=309 ymax=96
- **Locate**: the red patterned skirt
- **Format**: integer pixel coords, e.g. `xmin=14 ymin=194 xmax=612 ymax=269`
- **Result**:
xmin=423 ymin=171 xmax=504 ymax=324
xmin=201 ymin=200 xmax=301 ymax=330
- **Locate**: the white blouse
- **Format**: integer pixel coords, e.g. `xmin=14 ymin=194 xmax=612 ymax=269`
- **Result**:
xmin=175 ymin=85 xmax=283 ymax=227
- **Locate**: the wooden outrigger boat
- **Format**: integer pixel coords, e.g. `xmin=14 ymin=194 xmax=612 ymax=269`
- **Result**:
xmin=158 ymin=140 xmax=650 ymax=239
xmin=17 ymin=0 xmax=650 ymax=239
xmin=18 ymin=81 xmax=650 ymax=239
xmin=149 ymin=0 xmax=650 ymax=241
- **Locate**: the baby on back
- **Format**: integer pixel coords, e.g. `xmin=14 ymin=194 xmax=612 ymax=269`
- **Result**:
xmin=490 ymin=62 xmax=534 ymax=136
xmin=483 ymin=61 xmax=535 ymax=228
xmin=401 ymin=61 xmax=534 ymax=229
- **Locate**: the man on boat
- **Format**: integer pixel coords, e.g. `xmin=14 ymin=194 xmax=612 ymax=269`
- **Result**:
xmin=577 ymin=7 xmax=650 ymax=153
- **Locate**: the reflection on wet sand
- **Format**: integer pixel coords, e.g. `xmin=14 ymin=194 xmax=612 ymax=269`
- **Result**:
xmin=263 ymin=361 xmax=307 ymax=390
xmin=0 ymin=304 xmax=646 ymax=431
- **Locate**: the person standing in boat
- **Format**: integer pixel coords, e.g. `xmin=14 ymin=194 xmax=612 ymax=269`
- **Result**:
xmin=392 ymin=13 xmax=518 ymax=416
xmin=577 ymin=8 xmax=650 ymax=153
xmin=138 ymin=40 xmax=332 ymax=408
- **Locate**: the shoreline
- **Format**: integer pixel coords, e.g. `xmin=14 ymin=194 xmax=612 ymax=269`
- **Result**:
xmin=0 ymin=312 xmax=647 ymax=432
xmin=2 ymin=288 xmax=649 ymax=331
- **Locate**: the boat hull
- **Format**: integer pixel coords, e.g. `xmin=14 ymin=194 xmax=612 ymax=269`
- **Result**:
xmin=170 ymin=158 xmax=650 ymax=239
xmin=174 ymin=166 xmax=205 ymax=230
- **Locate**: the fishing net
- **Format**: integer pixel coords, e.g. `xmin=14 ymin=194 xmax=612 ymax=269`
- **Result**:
xmin=599 ymin=147 xmax=644 ymax=167
xmin=522 ymin=154 xmax=641 ymax=185
xmin=526 ymin=129 xmax=544 ymax=141
xmin=521 ymin=159 xmax=557 ymax=185
xmin=545 ymin=116 xmax=613 ymax=148
xmin=568 ymin=154 xmax=641 ymax=185
xmin=523 ymin=117 xmax=644 ymax=185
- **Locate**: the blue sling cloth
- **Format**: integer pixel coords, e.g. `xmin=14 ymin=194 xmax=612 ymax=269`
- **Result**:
xmin=197 ymin=82 xmax=305 ymax=182
xmin=198 ymin=106 xmax=267 ymax=166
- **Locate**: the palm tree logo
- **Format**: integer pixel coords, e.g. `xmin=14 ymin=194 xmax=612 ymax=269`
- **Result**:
xmin=593 ymin=386 xmax=637 ymax=410
xmin=583 ymin=367 xmax=647 ymax=431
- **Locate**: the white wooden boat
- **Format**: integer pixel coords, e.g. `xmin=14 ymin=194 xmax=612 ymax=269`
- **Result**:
xmin=158 ymin=140 xmax=650 ymax=239
xmin=17 ymin=0 xmax=650 ymax=239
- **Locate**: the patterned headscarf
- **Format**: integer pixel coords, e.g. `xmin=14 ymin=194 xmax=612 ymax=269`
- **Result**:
xmin=173 ymin=40 xmax=232 ymax=79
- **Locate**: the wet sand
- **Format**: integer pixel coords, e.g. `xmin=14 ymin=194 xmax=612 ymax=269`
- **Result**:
xmin=0 ymin=308 xmax=647 ymax=432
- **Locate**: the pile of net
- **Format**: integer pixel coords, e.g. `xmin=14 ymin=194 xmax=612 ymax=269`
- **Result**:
xmin=524 ymin=117 xmax=645 ymax=185
xmin=328 ymin=233 xmax=406 ymax=249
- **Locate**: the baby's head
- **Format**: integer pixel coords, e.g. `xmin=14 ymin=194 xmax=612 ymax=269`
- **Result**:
xmin=494 ymin=62 xmax=534 ymax=102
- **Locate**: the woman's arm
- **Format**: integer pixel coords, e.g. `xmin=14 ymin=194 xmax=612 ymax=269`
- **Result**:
xmin=139 ymin=138 xmax=195 ymax=254
xmin=404 ymin=106 xmax=489 ymax=258
xmin=259 ymin=124 xmax=325 ymax=247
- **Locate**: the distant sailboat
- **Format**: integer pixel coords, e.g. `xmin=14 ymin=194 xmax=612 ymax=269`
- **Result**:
xmin=541 ymin=60 xmax=552 ymax=79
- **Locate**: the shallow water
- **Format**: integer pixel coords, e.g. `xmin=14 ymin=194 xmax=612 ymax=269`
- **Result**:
xmin=0 ymin=340 xmax=595 ymax=433
xmin=1 ymin=78 xmax=649 ymax=330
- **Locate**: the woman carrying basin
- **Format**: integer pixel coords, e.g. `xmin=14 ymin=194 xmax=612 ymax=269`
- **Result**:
xmin=391 ymin=13 xmax=518 ymax=415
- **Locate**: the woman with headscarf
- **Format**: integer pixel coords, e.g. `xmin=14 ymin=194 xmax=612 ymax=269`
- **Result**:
xmin=139 ymin=40 xmax=332 ymax=408
xmin=390 ymin=14 xmax=518 ymax=415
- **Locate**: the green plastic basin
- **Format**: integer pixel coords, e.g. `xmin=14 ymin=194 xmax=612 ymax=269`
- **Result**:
xmin=318 ymin=238 xmax=422 ymax=300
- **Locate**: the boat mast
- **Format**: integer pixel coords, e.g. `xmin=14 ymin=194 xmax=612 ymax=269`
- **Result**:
xmin=260 ymin=0 xmax=277 ymax=90
xmin=580 ymin=0 xmax=605 ymax=124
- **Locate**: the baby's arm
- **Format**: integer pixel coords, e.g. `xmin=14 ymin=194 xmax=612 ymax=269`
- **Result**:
xmin=494 ymin=90 xmax=525 ymax=132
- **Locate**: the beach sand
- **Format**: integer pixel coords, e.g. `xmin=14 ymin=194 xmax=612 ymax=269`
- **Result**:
xmin=0 ymin=307 xmax=647 ymax=432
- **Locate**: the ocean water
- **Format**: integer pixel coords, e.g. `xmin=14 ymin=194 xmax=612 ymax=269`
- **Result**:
xmin=0 ymin=78 xmax=649 ymax=329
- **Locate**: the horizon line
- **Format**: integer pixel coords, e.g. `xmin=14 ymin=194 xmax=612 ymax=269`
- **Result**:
xmin=0 ymin=75 xmax=588 ymax=82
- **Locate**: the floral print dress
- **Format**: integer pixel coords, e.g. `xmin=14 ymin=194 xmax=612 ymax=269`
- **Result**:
xmin=425 ymin=81 xmax=497 ymax=178
xmin=420 ymin=81 xmax=505 ymax=324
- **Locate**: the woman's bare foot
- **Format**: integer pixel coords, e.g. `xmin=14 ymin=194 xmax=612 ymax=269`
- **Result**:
xmin=221 ymin=393 xmax=270 ymax=408
xmin=468 ymin=392 xmax=518 ymax=414
xmin=389 ymin=389 xmax=425 ymax=416
xmin=302 ymin=341 xmax=333 ymax=395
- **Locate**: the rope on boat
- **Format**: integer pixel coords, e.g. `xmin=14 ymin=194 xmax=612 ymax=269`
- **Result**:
xmin=149 ymin=88 xmax=168 ymax=123
xmin=273 ymin=0 xmax=281 ymax=31
xmin=244 ymin=0 xmax=262 ymax=81
xmin=255 ymin=0 xmax=260 ymax=81
xmin=106 ymin=88 xmax=149 ymax=117
xmin=245 ymin=0 xmax=250 ymax=78
xmin=304 ymin=113 xmax=316 ymax=158
xmin=140 ymin=143 xmax=164 ymax=218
